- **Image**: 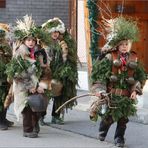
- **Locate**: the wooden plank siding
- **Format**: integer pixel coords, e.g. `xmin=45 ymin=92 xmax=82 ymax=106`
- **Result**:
xmin=84 ymin=0 xmax=92 ymax=76
xmin=69 ymin=0 xmax=77 ymax=41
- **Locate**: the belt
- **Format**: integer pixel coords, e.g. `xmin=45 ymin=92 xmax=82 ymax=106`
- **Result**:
xmin=110 ymin=88 xmax=130 ymax=97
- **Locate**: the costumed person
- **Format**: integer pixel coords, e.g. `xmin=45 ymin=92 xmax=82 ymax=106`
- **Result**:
xmin=34 ymin=41 xmax=52 ymax=126
xmin=90 ymin=17 xmax=147 ymax=147
xmin=41 ymin=17 xmax=78 ymax=124
xmin=6 ymin=15 xmax=49 ymax=138
xmin=0 ymin=23 xmax=14 ymax=130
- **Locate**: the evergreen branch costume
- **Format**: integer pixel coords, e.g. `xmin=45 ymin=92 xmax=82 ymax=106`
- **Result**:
xmin=89 ymin=6 xmax=147 ymax=145
xmin=91 ymin=52 xmax=146 ymax=121
xmin=90 ymin=17 xmax=147 ymax=122
xmin=7 ymin=15 xmax=47 ymax=120
xmin=42 ymin=18 xmax=78 ymax=110
xmin=49 ymin=31 xmax=78 ymax=109
xmin=0 ymin=24 xmax=12 ymax=112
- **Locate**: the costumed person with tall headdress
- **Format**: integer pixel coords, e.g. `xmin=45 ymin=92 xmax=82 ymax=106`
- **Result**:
xmin=41 ymin=17 xmax=78 ymax=125
xmin=0 ymin=23 xmax=14 ymax=130
xmin=33 ymin=28 xmax=52 ymax=126
xmin=6 ymin=15 xmax=50 ymax=138
xmin=90 ymin=17 xmax=147 ymax=147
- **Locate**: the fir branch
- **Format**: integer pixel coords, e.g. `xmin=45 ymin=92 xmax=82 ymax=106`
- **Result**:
xmin=87 ymin=0 xmax=100 ymax=62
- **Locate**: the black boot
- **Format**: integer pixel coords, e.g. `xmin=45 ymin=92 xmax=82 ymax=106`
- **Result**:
xmin=2 ymin=109 xmax=14 ymax=127
xmin=33 ymin=122 xmax=40 ymax=133
xmin=23 ymin=132 xmax=38 ymax=138
xmin=4 ymin=118 xmax=14 ymax=127
xmin=114 ymin=117 xmax=128 ymax=147
xmin=0 ymin=109 xmax=8 ymax=130
xmin=114 ymin=137 xmax=125 ymax=147
xmin=39 ymin=116 xmax=50 ymax=126
xmin=0 ymin=122 xmax=8 ymax=130
xmin=51 ymin=116 xmax=64 ymax=125
xmin=39 ymin=116 xmax=46 ymax=126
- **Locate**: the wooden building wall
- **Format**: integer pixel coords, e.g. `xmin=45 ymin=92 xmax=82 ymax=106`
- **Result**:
xmin=69 ymin=0 xmax=77 ymax=41
xmin=85 ymin=0 xmax=148 ymax=73
xmin=99 ymin=0 xmax=148 ymax=72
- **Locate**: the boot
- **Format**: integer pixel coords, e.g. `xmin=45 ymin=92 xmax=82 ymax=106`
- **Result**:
xmin=114 ymin=137 xmax=125 ymax=147
xmin=23 ymin=132 xmax=38 ymax=138
xmin=114 ymin=117 xmax=128 ymax=147
xmin=0 ymin=110 xmax=8 ymax=130
xmin=33 ymin=122 xmax=40 ymax=133
xmin=56 ymin=117 xmax=64 ymax=125
xmin=1 ymin=108 xmax=14 ymax=127
xmin=0 ymin=121 xmax=8 ymax=130
xmin=51 ymin=116 xmax=56 ymax=124
xmin=5 ymin=118 xmax=14 ymax=127
xmin=39 ymin=117 xmax=45 ymax=126
xmin=51 ymin=116 xmax=64 ymax=125
xmin=39 ymin=117 xmax=50 ymax=126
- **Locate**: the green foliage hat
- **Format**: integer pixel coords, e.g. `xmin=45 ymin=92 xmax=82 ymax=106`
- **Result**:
xmin=104 ymin=17 xmax=139 ymax=48
xmin=14 ymin=15 xmax=50 ymax=45
xmin=14 ymin=15 xmax=37 ymax=40
xmin=42 ymin=17 xmax=65 ymax=34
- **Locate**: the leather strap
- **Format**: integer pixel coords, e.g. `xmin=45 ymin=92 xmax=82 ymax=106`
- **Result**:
xmin=110 ymin=88 xmax=130 ymax=97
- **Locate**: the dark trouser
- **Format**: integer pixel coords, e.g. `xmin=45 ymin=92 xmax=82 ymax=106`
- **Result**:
xmin=0 ymin=83 xmax=9 ymax=124
xmin=0 ymin=108 xmax=7 ymax=123
xmin=51 ymin=96 xmax=62 ymax=118
xmin=114 ymin=117 xmax=129 ymax=140
xmin=22 ymin=106 xmax=39 ymax=133
xmin=99 ymin=116 xmax=129 ymax=140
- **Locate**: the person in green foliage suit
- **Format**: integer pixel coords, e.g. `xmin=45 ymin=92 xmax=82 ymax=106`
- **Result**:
xmin=41 ymin=18 xmax=78 ymax=125
xmin=6 ymin=15 xmax=50 ymax=138
xmin=90 ymin=17 xmax=147 ymax=147
xmin=0 ymin=23 xmax=14 ymax=130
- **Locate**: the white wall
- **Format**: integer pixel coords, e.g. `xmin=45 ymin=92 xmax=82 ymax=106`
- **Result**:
xmin=77 ymin=71 xmax=89 ymax=90
xmin=137 ymin=80 xmax=148 ymax=108
xmin=77 ymin=0 xmax=87 ymax=63
xmin=77 ymin=0 xmax=89 ymax=91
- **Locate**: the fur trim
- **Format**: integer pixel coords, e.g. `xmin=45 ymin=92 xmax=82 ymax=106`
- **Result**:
xmin=42 ymin=17 xmax=65 ymax=34
xmin=14 ymin=44 xmax=30 ymax=58
xmin=16 ymin=15 xmax=35 ymax=34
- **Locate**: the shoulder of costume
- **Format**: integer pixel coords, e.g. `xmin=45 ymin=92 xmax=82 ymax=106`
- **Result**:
xmin=14 ymin=44 xmax=30 ymax=57
xmin=100 ymin=47 xmax=117 ymax=61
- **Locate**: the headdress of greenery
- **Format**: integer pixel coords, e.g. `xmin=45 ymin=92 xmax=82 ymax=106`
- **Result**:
xmin=14 ymin=15 xmax=51 ymax=45
xmin=108 ymin=17 xmax=139 ymax=47
xmin=42 ymin=17 xmax=65 ymax=34
xmin=42 ymin=20 xmax=60 ymax=30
